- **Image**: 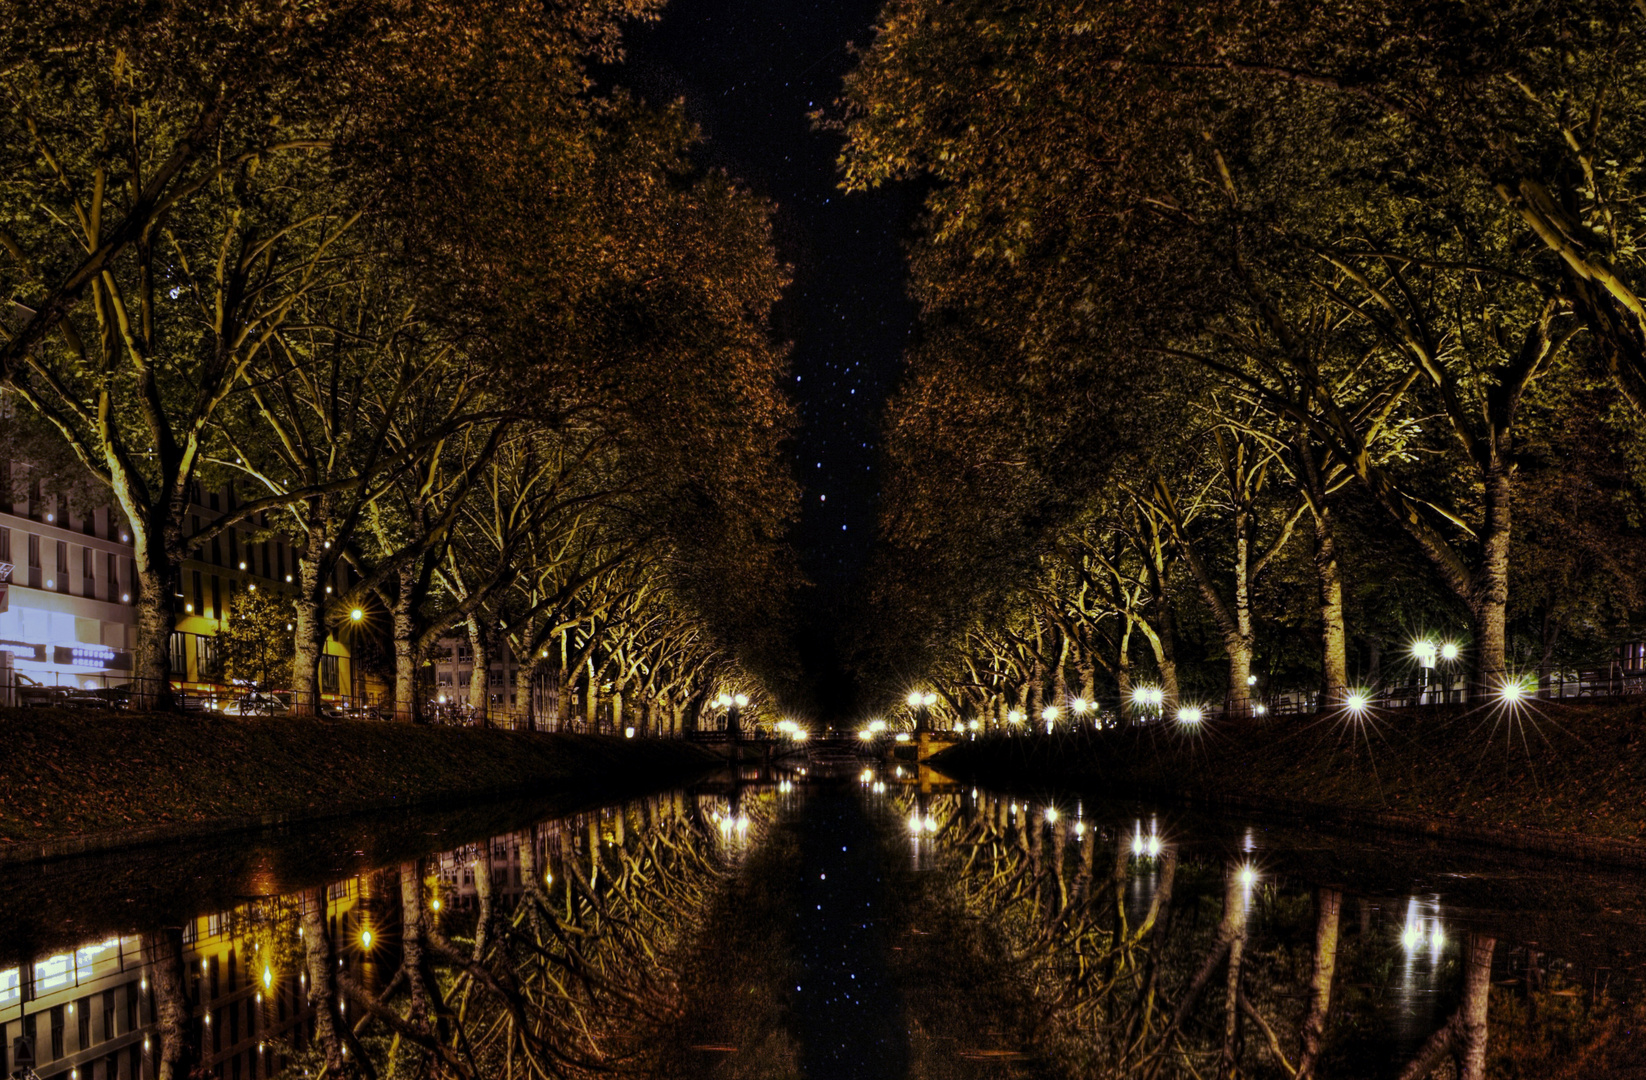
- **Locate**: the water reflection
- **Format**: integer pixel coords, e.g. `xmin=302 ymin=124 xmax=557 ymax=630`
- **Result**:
xmin=2 ymin=768 xmax=1645 ymax=1079
xmin=0 ymin=783 xmax=783 ymax=1080
xmin=878 ymin=776 xmax=1646 ymax=1079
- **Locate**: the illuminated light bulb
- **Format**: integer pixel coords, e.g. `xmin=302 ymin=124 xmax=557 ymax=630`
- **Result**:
xmin=185 ymin=603 xmax=194 ymax=612
xmin=431 ymin=899 xmax=441 ymax=912
xmin=923 ymin=815 xmax=937 ymax=832
xmin=263 ymin=967 xmax=273 ymax=990
xmin=1176 ymin=706 xmax=1202 ymax=725
xmin=1344 ymin=691 xmax=1369 ymax=713
xmin=894 ymin=732 xmax=911 ymax=742
xmin=350 ymin=608 xmax=363 ymax=622
xmin=1007 ymin=709 xmax=1025 ymax=724
xmin=1247 ymin=674 xmax=1257 ymax=686
xmin=239 ymin=561 xmax=247 ymax=570
xmin=923 ymin=692 xmax=937 ymax=706
xmin=1499 ymin=676 xmax=1531 ymax=703
xmin=907 ymin=690 xmax=924 ymax=707
xmin=1239 ymin=864 xmax=1256 ymax=888
xmin=858 ymin=729 xmax=874 ymax=741
xmin=546 ymin=872 xmax=553 ymax=885
xmin=1412 ymin=640 xmax=1438 ymax=666
xmin=735 ymin=815 xmax=749 ymax=831
xmin=734 ymin=693 xmax=749 ymax=708
xmin=1147 ymin=835 xmax=1161 ymax=857
xmin=361 ymin=929 xmax=373 ymax=948
xmin=1041 ymin=706 xmax=1060 ymax=722
xmin=248 ymin=583 xmax=256 ymax=591
xmin=909 ymin=813 xmax=922 ymax=835
xmin=1043 ymin=806 xmax=1058 ymax=823
xmin=1131 ymin=828 xmax=1145 ymax=856
xmin=1074 ymin=821 xmax=1085 ymax=837
xmin=285 ymin=574 xmax=293 ymax=582
xmin=1440 ymin=642 xmax=1459 ymax=661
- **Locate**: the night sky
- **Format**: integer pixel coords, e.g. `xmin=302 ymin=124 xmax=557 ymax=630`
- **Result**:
xmin=621 ymin=0 xmax=920 ymax=707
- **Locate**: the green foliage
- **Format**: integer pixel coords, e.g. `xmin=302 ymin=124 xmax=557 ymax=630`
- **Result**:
xmin=219 ymin=587 xmax=295 ymax=691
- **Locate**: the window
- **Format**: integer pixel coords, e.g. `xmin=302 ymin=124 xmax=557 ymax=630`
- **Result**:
xmin=277 ymin=542 xmax=285 ymax=580
xmin=103 ymin=990 xmax=115 ymax=1039
xmin=55 ymin=540 xmax=68 ymax=592
xmin=50 ymin=1005 xmax=64 ymax=1059
xmin=126 ymin=983 xmax=138 ymax=1030
xmin=197 ymin=637 xmax=219 ymax=681
xmin=170 ymin=632 xmax=189 ymax=679
xmin=82 ymin=510 xmax=95 ymax=537
xmin=77 ymin=996 xmax=90 ymax=1049
xmin=192 ymin=570 xmax=203 ymax=617
xmin=0 ymin=525 xmax=8 ymax=562
xmin=320 ymin=654 xmax=339 ymax=694
xmin=107 ymin=553 xmax=119 ymax=601
xmin=228 ymin=531 xmax=238 ymax=568
xmin=211 ymin=576 xmax=221 ymax=620
xmin=83 ymin=547 xmax=95 ymax=597
xmin=27 ymin=533 xmax=41 ymax=589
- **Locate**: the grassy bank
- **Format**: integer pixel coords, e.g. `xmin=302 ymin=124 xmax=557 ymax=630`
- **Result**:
xmin=931 ymin=698 xmax=1646 ymax=858
xmin=0 ymin=707 xmax=718 ymax=855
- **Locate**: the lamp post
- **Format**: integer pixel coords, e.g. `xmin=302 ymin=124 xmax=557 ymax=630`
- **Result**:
xmin=907 ymin=689 xmax=937 ymax=732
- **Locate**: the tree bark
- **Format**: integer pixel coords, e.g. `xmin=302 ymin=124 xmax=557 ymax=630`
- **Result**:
xmin=465 ymin=613 xmax=490 ymax=715
xmin=1295 ymin=888 xmax=1342 ymax=1080
xmin=300 ymin=887 xmax=349 ymax=1076
xmin=1472 ymin=460 xmax=1513 ymax=693
xmin=290 ymin=522 xmax=329 ymax=716
xmin=143 ymin=929 xmax=196 ymax=1080
xmin=1313 ymin=506 xmax=1348 ymax=705
xmin=392 ymin=565 xmax=419 ymax=722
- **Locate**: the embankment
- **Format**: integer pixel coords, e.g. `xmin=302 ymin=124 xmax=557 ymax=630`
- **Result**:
xmin=930 ymin=699 xmax=1646 ymax=867
xmin=0 ymin=708 xmax=719 ymax=861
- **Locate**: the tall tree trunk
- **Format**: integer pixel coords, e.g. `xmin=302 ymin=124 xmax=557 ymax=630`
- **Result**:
xmin=1472 ymin=461 xmax=1513 ymax=694
xmin=1313 ymin=507 xmax=1349 ymax=705
xmin=465 ymin=613 xmax=489 ymax=715
xmin=391 ymin=565 xmax=420 ymax=723
xmin=290 ymin=517 xmax=329 ymax=716
xmin=1144 ymin=557 xmax=1181 ymax=704
xmin=514 ymin=659 xmax=541 ymax=730
xmin=1295 ymin=888 xmax=1342 ymax=1080
xmin=143 ymin=929 xmax=196 ymax=1080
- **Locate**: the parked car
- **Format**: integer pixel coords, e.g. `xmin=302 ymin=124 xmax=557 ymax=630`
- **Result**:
xmin=13 ymin=673 xmax=64 ymax=708
xmin=221 ymin=692 xmax=292 ymax=717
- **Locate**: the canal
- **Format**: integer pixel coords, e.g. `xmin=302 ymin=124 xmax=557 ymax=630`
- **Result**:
xmin=1 ymin=763 xmax=1642 ymax=1079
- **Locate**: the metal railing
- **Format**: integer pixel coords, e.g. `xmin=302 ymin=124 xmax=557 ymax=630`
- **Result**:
xmin=0 ymin=672 xmax=698 ymax=737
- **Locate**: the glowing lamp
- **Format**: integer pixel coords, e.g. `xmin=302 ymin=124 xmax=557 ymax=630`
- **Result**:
xmin=350 ymin=607 xmax=364 ymax=622
xmin=1176 ymin=706 xmax=1203 ymax=724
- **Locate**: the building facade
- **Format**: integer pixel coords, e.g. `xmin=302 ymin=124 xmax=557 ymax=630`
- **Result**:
xmin=0 ymin=459 xmax=358 ymax=706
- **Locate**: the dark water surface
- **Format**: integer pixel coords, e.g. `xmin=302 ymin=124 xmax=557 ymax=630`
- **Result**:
xmin=1 ymin=762 xmax=1643 ymax=1079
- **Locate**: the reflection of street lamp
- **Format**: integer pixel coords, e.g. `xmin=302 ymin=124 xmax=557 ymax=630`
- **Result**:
xmin=712 ymin=692 xmax=749 ymax=738
xmin=1041 ymin=705 xmax=1060 ymax=734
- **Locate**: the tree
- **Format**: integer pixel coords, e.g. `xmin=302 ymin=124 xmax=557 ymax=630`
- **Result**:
xmin=218 ymin=584 xmax=294 ymax=694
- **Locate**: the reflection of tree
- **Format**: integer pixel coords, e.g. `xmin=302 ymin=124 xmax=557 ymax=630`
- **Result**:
xmin=281 ymin=791 xmax=778 ymax=1079
xmin=893 ymin=789 xmax=1510 ymax=1080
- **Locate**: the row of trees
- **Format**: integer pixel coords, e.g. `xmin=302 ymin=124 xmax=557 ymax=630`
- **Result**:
xmin=0 ymin=1 xmax=799 ymax=720
xmin=840 ymin=0 xmax=1646 ymax=718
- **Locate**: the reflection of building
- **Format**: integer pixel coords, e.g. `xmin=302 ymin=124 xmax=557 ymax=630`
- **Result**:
xmin=0 ymin=885 xmax=365 ymax=1080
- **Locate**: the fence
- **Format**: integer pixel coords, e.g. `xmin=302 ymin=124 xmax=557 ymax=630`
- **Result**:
xmin=0 ymin=671 xmax=699 ymax=738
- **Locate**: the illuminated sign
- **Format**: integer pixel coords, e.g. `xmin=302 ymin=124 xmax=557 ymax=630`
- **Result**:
xmin=72 ymin=645 xmax=115 ymax=666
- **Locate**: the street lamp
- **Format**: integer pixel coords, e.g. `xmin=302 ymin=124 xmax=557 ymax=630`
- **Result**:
xmin=1041 ymin=705 xmax=1060 ymax=734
